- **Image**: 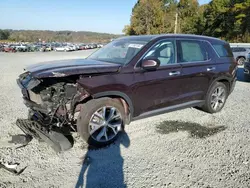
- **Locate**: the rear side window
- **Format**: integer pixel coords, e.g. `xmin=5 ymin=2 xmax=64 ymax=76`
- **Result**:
xmin=239 ymin=48 xmax=246 ymax=52
xmin=232 ymin=47 xmax=246 ymax=52
xmin=212 ymin=43 xmax=233 ymax=57
xmin=177 ymin=40 xmax=209 ymax=62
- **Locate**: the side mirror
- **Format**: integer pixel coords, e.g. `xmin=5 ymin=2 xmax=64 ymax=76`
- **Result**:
xmin=141 ymin=58 xmax=160 ymax=71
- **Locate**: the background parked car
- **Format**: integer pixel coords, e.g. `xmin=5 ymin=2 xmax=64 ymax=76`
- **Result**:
xmin=3 ymin=45 xmax=16 ymax=52
xmin=42 ymin=44 xmax=53 ymax=52
xmin=0 ymin=41 xmax=100 ymax=53
xmin=231 ymin=47 xmax=250 ymax=65
xmin=27 ymin=44 xmax=41 ymax=52
xmin=0 ymin=45 xmax=4 ymax=52
xmin=15 ymin=44 xmax=28 ymax=52
xmin=79 ymin=44 xmax=87 ymax=50
xmin=97 ymin=44 xmax=104 ymax=48
xmin=55 ymin=45 xmax=72 ymax=52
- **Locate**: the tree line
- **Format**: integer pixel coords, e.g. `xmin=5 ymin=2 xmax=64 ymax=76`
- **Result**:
xmin=123 ymin=0 xmax=250 ymax=42
xmin=0 ymin=29 xmax=120 ymax=43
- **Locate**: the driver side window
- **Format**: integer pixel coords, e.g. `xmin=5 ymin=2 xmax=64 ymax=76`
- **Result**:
xmin=144 ymin=40 xmax=176 ymax=66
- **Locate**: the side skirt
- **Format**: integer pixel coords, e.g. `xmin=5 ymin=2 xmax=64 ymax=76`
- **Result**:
xmin=132 ymin=100 xmax=204 ymax=121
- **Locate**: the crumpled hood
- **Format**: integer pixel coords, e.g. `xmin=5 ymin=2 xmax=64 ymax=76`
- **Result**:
xmin=25 ymin=59 xmax=121 ymax=78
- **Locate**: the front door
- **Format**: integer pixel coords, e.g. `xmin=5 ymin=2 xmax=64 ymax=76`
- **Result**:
xmin=132 ymin=39 xmax=185 ymax=116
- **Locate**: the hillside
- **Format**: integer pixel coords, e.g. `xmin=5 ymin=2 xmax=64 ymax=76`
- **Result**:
xmin=0 ymin=29 xmax=122 ymax=43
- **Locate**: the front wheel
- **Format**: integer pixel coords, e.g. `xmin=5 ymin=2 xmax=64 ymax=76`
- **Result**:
xmin=202 ymin=82 xmax=228 ymax=113
xmin=77 ymin=98 xmax=125 ymax=148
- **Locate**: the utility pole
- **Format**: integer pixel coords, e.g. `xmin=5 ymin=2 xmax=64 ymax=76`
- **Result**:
xmin=146 ymin=2 xmax=150 ymax=34
xmin=164 ymin=3 xmax=170 ymax=33
xmin=174 ymin=11 xmax=178 ymax=34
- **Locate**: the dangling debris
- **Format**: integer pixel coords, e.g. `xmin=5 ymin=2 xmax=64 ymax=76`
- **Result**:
xmin=8 ymin=134 xmax=33 ymax=149
xmin=0 ymin=162 xmax=27 ymax=175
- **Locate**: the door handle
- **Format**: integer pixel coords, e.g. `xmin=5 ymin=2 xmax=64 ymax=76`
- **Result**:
xmin=169 ymin=71 xmax=180 ymax=76
xmin=207 ymin=67 xmax=216 ymax=71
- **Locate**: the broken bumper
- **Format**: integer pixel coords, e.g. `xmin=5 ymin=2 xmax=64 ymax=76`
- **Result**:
xmin=16 ymin=119 xmax=73 ymax=152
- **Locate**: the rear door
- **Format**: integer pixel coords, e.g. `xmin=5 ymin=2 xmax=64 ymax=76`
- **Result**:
xmin=176 ymin=39 xmax=216 ymax=103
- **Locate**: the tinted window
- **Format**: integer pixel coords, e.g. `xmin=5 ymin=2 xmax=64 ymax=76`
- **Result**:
xmin=144 ymin=40 xmax=175 ymax=66
xmin=213 ymin=43 xmax=233 ymax=57
xmin=231 ymin=48 xmax=237 ymax=52
xmin=178 ymin=40 xmax=208 ymax=62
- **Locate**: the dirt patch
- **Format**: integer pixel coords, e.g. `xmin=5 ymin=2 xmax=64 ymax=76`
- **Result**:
xmin=156 ymin=120 xmax=226 ymax=138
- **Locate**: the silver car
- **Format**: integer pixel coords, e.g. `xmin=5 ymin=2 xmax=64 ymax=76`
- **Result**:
xmin=231 ymin=47 xmax=250 ymax=65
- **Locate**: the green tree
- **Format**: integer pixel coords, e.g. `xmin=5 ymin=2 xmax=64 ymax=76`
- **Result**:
xmin=233 ymin=0 xmax=250 ymax=42
xmin=124 ymin=0 xmax=250 ymax=42
xmin=124 ymin=0 xmax=165 ymax=35
xmin=178 ymin=0 xmax=199 ymax=34
xmin=203 ymin=0 xmax=235 ymax=40
xmin=0 ymin=30 xmax=10 ymax=40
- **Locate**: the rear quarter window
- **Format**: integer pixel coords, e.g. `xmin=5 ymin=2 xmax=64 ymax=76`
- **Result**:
xmin=212 ymin=43 xmax=233 ymax=57
xmin=239 ymin=48 xmax=246 ymax=52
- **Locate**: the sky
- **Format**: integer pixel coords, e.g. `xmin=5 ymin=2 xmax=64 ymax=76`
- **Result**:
xmin=0 ymin=0 xmax=211 ymax=34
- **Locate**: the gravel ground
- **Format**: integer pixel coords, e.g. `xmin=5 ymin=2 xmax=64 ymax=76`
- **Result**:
xmin=0 ymin=51 xmax=250 ymax=188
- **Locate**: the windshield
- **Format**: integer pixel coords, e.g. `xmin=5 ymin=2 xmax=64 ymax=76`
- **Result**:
xmin=87 ymin=38 xmax=149 ymax=64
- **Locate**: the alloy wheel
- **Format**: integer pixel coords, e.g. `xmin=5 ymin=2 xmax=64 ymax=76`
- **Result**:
xmin=88 ymin=106 xmax=122 ymax=142
xmin=238 ymin=58 xmax=245 ymax=65
xmin=210 ymin=86 xmax=226 ymax=111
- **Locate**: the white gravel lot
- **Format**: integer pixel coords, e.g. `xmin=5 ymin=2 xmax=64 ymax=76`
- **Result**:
xmin=0 ymin=51 xmax=249 ymax=188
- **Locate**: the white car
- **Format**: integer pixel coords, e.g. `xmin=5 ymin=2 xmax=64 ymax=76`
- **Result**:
xmin=15 ymin=44 xmax=28 ymax=52
xmin=69 ymin=45 xmax=77 ymax=51
xmin=97 ymin=44 xmax=104 ymax=48
xmin=231 ymin=47 xmax=250 ymax=65
xmin=55 ymin=46 xmax=71 ymax=52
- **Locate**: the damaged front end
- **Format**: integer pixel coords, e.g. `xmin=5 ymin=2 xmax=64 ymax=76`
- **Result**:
xmin=16 ymin=71 xmax=89 ymax=152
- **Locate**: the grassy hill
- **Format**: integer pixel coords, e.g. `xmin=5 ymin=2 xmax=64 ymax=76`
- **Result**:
xmin=0 ymin=29 xmax=122 ymax=43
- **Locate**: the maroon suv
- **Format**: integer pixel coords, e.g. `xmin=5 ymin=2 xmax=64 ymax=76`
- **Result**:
xmin=16 ymin=34 xmax=237 ymax=151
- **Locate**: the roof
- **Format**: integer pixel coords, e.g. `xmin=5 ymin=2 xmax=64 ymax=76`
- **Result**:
xmin=118 ymin=34 xmax=225 ymax=43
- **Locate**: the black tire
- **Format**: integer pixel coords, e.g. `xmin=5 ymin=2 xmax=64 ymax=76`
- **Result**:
xmin=244 ymin=74 xmax=250 ymax=82
xmin=77 ymin=97 xmax=125 ymax=148
xmin=237 ymin=57 xmax=245 ymax=65
xmin=202 ymin=82 xmax=228 ymax=114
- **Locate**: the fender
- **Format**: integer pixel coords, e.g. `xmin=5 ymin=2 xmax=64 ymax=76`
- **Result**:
xmin=207 ymin=76 xmax=232 ymax=95
xmin=92 ymin=91 xmax=134 ymax=117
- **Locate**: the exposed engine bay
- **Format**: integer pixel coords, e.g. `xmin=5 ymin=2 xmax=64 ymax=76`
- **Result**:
xmin=16 ymin=72 xmax=90 ymax=152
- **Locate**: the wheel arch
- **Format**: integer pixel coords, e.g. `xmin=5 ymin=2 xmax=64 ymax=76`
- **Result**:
xmin=208 ymin=77 xmax=231 ymax=94
xmin=92 ymin=91 xmax=134 ymax=123
xmin=236 ymin=56 xmax=246 ymax=60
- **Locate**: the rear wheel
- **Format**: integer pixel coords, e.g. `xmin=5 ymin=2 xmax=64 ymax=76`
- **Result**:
xmin=202 ymin=82 xmax=228 ymax=113
xmin=77 ymin=98 xmax=125 ymax=147
xmin=237 ymin=57 xmax=245 ymax=65
xmin=244 ymin=73 xmax=250 ymax=81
